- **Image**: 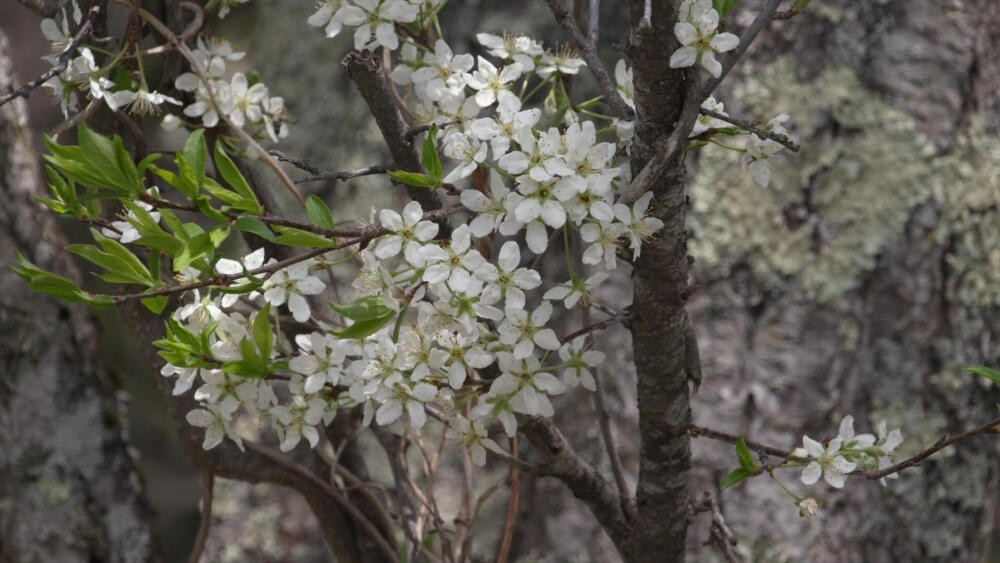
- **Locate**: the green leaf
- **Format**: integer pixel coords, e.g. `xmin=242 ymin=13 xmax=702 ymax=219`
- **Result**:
xmin=221 ymin=359 xmax=266 ymax=378
xmin=794 ymin=0 xmax=811 ymax=9
xmin=271 ymin=225 xmax=334 ymax=247
xmin=548 ymin=77 xmax=572 ymax=128
xmin=77 ymin=124 xmax=133 ymax=193
xmin=965 ymin=365 xmax=1000 ymax=385
xmin=330 ymin=295 xmax=395 ymax=322
xmin=328 ymin=316 xmax=395 ymax=340
xmin=388 ymin=170 xmax=440 ymax=189
xmin=234 ymin=216 xmax=276 ymax=241
xmin=92 ymin=229 xmax=154 ymax=283
xmin=720 ymin=467 xmax=755 ymax=489
xmin=183 ymin=129 xmax=207 ymax=186
xmin=173 ymin=232 xmax=213 ymax=272
xmin=213 ymin=143 xmax=262 ymax=214
xmin=735 ymin=435 xmax=757 ymax=472
xmin=68 ymin=243 xmax=151 ymax=286
xmin=306 ymin=194 xmax=336 ymax=229
xmin=141 ymin=295 xmax=169 ymax=314
xmin=252 ymin=303 xmax=273 ymax=361
xmin=421 ymin=126 xmax=443 ymax=179
xmin=713 ymin=0 xmax=740 ymax=17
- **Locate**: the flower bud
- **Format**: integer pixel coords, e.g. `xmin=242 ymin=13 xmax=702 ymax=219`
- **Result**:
xmin=798 ymin=497 xmax=819 ymax=518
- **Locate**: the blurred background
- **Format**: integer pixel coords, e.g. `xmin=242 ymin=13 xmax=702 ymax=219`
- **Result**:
xmin=1 ymin=0 xmax=999 ymax=561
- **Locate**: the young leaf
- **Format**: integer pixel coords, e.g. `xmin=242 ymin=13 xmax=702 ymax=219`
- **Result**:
xmin=720 ymin=467 xmax=755 ymax=489
xmin=965 ymin=365 xmax=1000 ymax=385
xmin=388 ymin=170 xmax=440 ymax=189
xmin=173 ymin=232 xmax=214 ymax=271
xmin=328 ymin=315 xmax=395 ymax=340
xmin=735 ymin=435 xmax=758 ymax=472
xmin=330 ymin=295 xmax=394 ymax=322
xmin=213 ymin=143 xmax=262 ymax=214
xmin=252 ymin=303 xmax=273 ymax=362
xmin=422 ymin=126 xmax=443 ymax=179
xmin=271 ymin=225 xmax=334 ymax=247
xmin=306 ymin=194 xmax=336 ymax=229
xmin=141 ymin=295 xmax=169 ymax=314
xmin=183 ymin=128 xmax=207 ymax=186
xmin=794 ymin=0 xmax=811 ymax=9
xmin=234 ymin=216 xmax=276 ymax=241
xmin=713 ymin=0 xmax=740 ymax=18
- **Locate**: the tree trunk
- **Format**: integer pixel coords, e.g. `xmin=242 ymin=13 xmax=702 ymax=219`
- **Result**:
xmin=0 ymin=29 xmax=158 ymax=563
xmin=623 ymin=1 xmax=694 ymax=560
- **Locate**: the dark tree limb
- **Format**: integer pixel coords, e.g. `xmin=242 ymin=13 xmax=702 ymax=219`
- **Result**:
xmin=14 ymin=0 xmax=56 ymax=18
xmin=520 ymin=416 xmax=631 ymax=548
xmin=341 ymin=50 xmax=442 ymax=212
xmin=542 ymin=0 xmax=635 ymax=120
xmin=0 ymin=0 xmax=107 ymax=108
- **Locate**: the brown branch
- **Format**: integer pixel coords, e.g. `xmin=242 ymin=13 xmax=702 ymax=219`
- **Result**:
xmin=520 ymin=416 xmax=630 ymax=546
xmin=109 ymin=203 xmax=463 ymax=303
xmin=341 ymin=50 xmax=442 ymax=212
xmin=620 ymin=0 xmax=784 ymax=205
xmin=692 ymin=492 xmax=739 ymax=563
xmin=699 ymin=108 xmax=799 ymax=152
xmin=142 ymin=195 xmax=368 ymax=238
xmin=296 ymin=165 xmax=392 ymax=185
xmin=864 ymin=415 xmax=1000 ymax=480
xmin=593 ymin=368 xmax=637 ymax=521
xmin=773 ymin=7 xmax=800 ymax=20
xmin=404 ymin=119 xmax=459 ymax=140
xmin=188 ymin=469 xmax=214 ymax=563
xmin=122 ymin=0 xmax=305 ymax=206
xmin=699 ymin=0 xmax=783 ymax=100
xmin=245 ymin=442 xmax=401 ymax=563
xmin=687 ymin=424 xmax=791 ymax=458
xmin=0 ymin=0 xmax=106 ymax=108
xmin=15 ymin=0 xmax=57 ymax=17
xmin=559 ymin=310 xmax=629 ymax=343
xmin=542 ymin=0 xmax=634 ymax=120
xmin=495 ymin=437 xmax=519 ymax=563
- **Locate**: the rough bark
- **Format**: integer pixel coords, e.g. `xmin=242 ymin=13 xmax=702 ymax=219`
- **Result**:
xmin=0 ymin=29 xmax=158 ymax=563
xmin=621 ymin=1 xmax=693 ymax=561
xmin=684 ymin=1 xmax=1000 ymax=560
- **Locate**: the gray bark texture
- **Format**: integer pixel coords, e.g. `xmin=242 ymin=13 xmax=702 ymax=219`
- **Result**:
xmin=0 ymin=29 xmax=157 ymax=563
xmin=684 ymin=0 xmax=1000 ymax=561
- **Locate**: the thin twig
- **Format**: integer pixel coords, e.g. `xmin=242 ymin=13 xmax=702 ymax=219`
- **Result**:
xmin=109 ymin=204 xmax=463 ymax=303
xmin=15 ymin=0 xmax=57 ymax=18
xmin=0 ymin=0 xmax=107 ymax=108
xmin=687 ymin=424 xmax=791 ymax=458
xmin=620 ymin=0 xmax=784 ymax=204
xmin=865 ymin=415 xmax=1000 ymax=480
xmin=120 ymin=0 xmax=305 ymax=205
xmin=773 ymin=7 xmax=800 ymax=20
xmin=542 ymin=0 xmax=634 ymax=120
xmin=587 ymin=0 xmax=600 ymax=44
xmin=188 ymin=469 xmax=214 ymax=563
xmin=559 ymin=312 xmax=629 ymax=343
xmin=245 ymin=442 xmax=401 ymax=563
xmin=404 ymin=119 xmax=460 ymax=140
xmin=50 ymin=98 xmax=101 ymax=140
xmin=495 ymin=437 xmax=519 ymax=563
xmin=296 ymin=165 xmax=393 ymax=185
xmin=700 ymin=0 xmax=783 ymax=100
xmin=142 ymin=195 xmax=367 ymax=238
xmin=269 ymin=150 xmax=323 ymax=175
xmin=699 ymin=108 xmax=799 ymax=152
xmin=592 ymin=368 xmax=636 ymax=521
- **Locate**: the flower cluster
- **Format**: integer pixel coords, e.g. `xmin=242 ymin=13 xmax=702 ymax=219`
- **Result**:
xmin=795 ymin=415 xmax=903 ymax=489
xmin=173 ymin=38 xmax=288 ymax=140
xmin=669 ymin=0 xmax=739 ymax=78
